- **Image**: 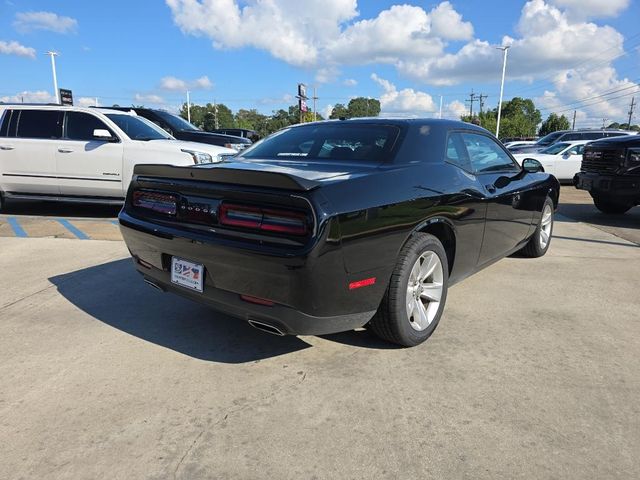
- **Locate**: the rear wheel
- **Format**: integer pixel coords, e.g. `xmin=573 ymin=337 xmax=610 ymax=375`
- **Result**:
xmin=593 ymin=196 xmax=632 ymax=214
xmin=519 ymin=197 xmax=554 ymax=258
xmin=369 ymin=233 xmax=449 ymax=347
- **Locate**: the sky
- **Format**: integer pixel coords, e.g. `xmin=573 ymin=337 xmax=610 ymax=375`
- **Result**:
xmin=1 ymin=0 xmax=639 ymax=128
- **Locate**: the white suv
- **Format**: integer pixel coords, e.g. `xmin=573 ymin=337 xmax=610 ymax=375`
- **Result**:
xmin=0 ymin=105 xmax=235 ymax=209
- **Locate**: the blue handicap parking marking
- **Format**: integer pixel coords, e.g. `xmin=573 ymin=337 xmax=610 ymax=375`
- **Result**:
xmin=7 ymin=217 xmax=28 ymax=238
xmin=57 ymin=218 xmax=90 ymax=240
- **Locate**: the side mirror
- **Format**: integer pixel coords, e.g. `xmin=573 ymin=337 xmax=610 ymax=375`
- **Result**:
xmin=522 ymin=158 xmax=544 ymax=173
xmin=93 ymin=129 xmax=116 ymax=141
xmin=562 ymin=152 xmax=571 ymax=159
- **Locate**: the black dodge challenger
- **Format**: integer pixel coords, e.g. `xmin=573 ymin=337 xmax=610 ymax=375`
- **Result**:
xmin=119 ymin=119 xmax=559 ymax=346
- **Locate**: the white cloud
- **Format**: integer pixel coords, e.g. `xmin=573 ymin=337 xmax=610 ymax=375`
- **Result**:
xmin=343 ymin=78 xmax=357 ymax=87
xmin=0 ymin=90 xmax=56 ymax=103
xmin=166 ymin=1 xmax=471 ymax=69
xmin=444 ymin=100 xmax=467 ymax=119
xmin=14 ymin=11 xmax=78 ymax=34
xmin=134 ymin=93 xmax=166 ymax=104
xmin=0 ymin=40 xmax=35 ymax=58
xmin=77 ymin=97 xmax=98 ymax=107
xmin=547 ymin=0 xmax=630 ymax=18
xmin=315 ymin=66 xmax=340 ymax=84
xmin=159 ymin=75 xmax=213 ymax=91
xmin=371 ymin=73 xmax=437 ymax=116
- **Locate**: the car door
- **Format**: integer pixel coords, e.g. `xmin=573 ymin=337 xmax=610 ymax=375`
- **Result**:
xmin=460 ymin=132 xmax=534 ymax=265
xmin=0 ymin=109 xmax=62 ymax=195
xmin=554 ymin=144 xmax=584 ymax=181
xmin=56 ymin=111 xmax=124 ymax=198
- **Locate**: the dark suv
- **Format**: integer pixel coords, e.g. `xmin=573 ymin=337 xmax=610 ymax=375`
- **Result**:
xmin=574 ymin=135 xmax=640 ymax=214
xmin=509 ymin=129 xmax=634 ymax=154
xmin=107 ymin=107 xmax=252 ymax=151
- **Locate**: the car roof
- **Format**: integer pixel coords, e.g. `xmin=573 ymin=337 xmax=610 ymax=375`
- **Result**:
xmin=0 ymin=104 xmax=135 ymax=116
xmin=289 ymin=117 xmax=490 ymax=134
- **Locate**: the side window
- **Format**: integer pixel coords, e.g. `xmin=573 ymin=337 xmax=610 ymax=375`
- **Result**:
xmin=560 ymin=133 xmax=580 ymax=141
xmin=445 ymin=132 xmax=472 ymax=171
xmin=66 ymin=112 xmax=114 ymax=141
xmin=0 ymin=110 xmax=11 ymax=137
xmin=16 ymin=110 xmax=63 ymax=139
xmin=584 ymin=132 xmax=604 ymax=140
xmin=461 ymin=132 xmax=519 ymax=173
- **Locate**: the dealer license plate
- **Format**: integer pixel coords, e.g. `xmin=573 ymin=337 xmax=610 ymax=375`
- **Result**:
xmin=171 ymin=257 xmax=204 ymax=293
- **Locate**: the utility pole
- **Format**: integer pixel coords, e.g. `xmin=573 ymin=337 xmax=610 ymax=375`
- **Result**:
xmin=439 ymin=95 xmax=443 ymax=119
xmin=478 ymin=93 xmax=488 ymax=126
xmin=465 ymin=89 xmax=477 ymax=118
xmin=627 ymin=97 xmax=636 ymax=130
xmin=495 ymin=45 xmax=510 ymax=138
xmin=572 ymin=110 xmax=576 ymax=130
xmin=213 ymin=100 xmax=219 ymax=129
xmin=602 ymin=118 xmax=608 ymax=129
xmin=312 ymin=86 xmax=318 ymax=122
xmin=186 ymin=90 xmax=191 ymax=123
xmin=45 ymin=51 xmax=60 ymax=104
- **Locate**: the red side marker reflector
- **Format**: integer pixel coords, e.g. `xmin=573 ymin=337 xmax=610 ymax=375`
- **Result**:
xmin=349 ymin=277 xmax=376 ymax=290
xmin=240 ymin=294 xmax=275 ymax=306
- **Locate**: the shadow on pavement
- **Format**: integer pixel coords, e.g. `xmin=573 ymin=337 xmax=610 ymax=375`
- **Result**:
xmin=557 ymin=202 xmax=640 ymax=228
xmin=3 ymin=199 xmax=121 ymax=218
xmin=48 ymin=258 xmax=312 ymax=363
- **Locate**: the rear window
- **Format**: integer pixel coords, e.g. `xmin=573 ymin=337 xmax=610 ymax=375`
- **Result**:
xmin=16 ymin=110 xmax=63 ymax=139
xmin=242 ymin=124 xmax=400 ymax=162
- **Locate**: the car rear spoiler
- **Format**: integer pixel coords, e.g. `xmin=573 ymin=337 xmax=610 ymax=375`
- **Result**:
xmin=133 ymin=164 xmax=321 ymax=192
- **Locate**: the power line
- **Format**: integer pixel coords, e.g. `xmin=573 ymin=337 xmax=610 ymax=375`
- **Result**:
xmin=538 ymin=80 xmax=640 ymax=112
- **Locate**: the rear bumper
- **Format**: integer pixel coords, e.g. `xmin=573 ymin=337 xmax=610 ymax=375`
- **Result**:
xmin=118 ymin=213 xmax=387 ymax=335
xmin=574 ymin=172 xmax=640 ymax=202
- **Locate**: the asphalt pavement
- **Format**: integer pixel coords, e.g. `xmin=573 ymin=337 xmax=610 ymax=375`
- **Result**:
xmin=0 ymin=204 xmax=638 ymax=479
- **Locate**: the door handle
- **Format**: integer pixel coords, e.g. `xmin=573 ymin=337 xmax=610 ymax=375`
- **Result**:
xmin=0 ymin=145 xmax=15 ymax=150
xmin=58 ymin=147 xmax=74 ymax=153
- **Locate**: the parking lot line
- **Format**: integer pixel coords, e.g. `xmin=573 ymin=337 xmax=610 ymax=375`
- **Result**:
xmin=7 ymin=217 xmax=28 ymax=238
xmin=56 ymin=219 xmax=90 ymax=240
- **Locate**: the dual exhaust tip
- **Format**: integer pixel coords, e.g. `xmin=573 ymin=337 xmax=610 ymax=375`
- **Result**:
xmin=143 ymin=278 xmax=286 ymax=337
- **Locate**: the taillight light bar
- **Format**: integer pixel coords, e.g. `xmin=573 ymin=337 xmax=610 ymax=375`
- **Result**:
xmin=219 ymin=203 xmax=309 ymax=236
xmin=132 ymin=190 xmax=177 ymax=215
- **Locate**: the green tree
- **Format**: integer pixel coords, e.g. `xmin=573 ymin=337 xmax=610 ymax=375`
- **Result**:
xmin=347 ymin=97 xmax=381 ymax=117
xmin=329 ymin=103 xmax=348 ymax=119
xmin=462 ymin=97 xmax=541 ymax=139
xmin=607 ymin=122 xmax=621 ymax=129
xmin=538 ymin=113 xmax=571 ymax=137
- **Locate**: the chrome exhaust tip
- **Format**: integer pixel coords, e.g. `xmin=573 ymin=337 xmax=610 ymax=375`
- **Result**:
xmin=248 ymin=319 xmax=285 ymax=336
xmin=143 ymin=279 xmax=165 ymax=292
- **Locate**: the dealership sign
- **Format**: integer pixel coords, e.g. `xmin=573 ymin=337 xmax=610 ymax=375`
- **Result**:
xmin=59 ymin=89 xmax=73 ymax=106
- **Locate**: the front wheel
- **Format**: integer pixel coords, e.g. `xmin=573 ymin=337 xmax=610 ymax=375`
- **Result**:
xmin=519 ymin=197 xmax=554 ymax=258
xmin=369 ymin=233 xmax=449 ymax=347
xmin=593 ymin=196 xmax=632 ymax=214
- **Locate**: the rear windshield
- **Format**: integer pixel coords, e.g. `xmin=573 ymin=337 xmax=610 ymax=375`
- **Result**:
xmin=241 ymin=124 xmax=401 ymax=162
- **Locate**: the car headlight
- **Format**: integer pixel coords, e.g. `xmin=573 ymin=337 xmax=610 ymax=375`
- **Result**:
xmin=627 ymin=148 xmax=640 ymax=164
xmin=215 ymin=152 xmax=236 ymax=162
xmin=181 ymin=149 xmax=212 ymax=164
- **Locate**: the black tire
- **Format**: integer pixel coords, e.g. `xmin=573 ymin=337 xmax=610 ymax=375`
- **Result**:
xmin=593 ymin=196 xmax=632 ymax=214
xmin=519 ymin=197 xmax=554 ymax=258
xmin=369 ymin=233 xmax=449 ymax=347
xmin=0 ymin=192 xmax=4 ymax=212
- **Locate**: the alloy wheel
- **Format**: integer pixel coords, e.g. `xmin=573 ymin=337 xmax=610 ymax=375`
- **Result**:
xmin=405 ymin=251 xmax=444 ymax=331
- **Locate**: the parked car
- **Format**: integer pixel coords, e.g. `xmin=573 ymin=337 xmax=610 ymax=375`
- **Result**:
xmin=118 ymin=118 xmax=559 ymax=347
xmin=512 ymin=140 xmax=590 ymax=182
xmin=574 ymin=135 xmax=640 ymax=214
xmin=212 ymin=128 xmax=260 ymax=142
xmin=504 ymin=140 xmax=536 ymax=149
xmin=0 ymin=105 xmax=235 ymax=209
xmin=509 ymin=129 xmax=635 ymax=154
xmin=107 ymin=107 xmax=252 ymax=151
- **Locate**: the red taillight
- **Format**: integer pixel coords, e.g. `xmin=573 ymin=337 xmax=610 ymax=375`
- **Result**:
xmin=219 ymin=203 xmax=309 ymax=236
xmin=349 ymin=277 xmax=376 ymax=290
xmin=133 ymin=190 xmax=177 ymax=215
xmin=240 ymin=294 xmax=275 ymax=306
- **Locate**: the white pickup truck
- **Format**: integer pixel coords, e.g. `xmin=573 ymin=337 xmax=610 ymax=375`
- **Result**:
xmin=0 ymin=105 xmax=235 ymax=210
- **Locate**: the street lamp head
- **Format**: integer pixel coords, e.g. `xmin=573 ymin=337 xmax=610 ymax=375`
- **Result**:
xmin=495 ymin=45 xmax=511 ymax=51
xmin=44 ymin=51 xmax=59 ymax=56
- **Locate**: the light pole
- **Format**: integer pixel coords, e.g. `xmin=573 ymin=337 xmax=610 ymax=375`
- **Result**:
xmin=186 ymin=90 xmax=191 ymax=123
xmin=45 ymin=51 xmax=60 ymax=104
xmin=495 ymin=45 xmax=510 ymax=139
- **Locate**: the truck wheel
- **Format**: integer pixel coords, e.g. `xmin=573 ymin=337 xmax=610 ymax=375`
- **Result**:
xmin=519 ymin=197 xmax=554 ymax=258
xmin=593 ymin=197 xmax=632 ymax=214
xmin=369 ymin=233 xmax=449 ymax=347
